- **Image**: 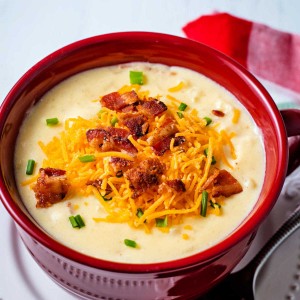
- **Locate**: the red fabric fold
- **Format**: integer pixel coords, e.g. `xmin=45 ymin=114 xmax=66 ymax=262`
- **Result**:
xmin=183 ymin=13 xmax=300 ymax=94
xmin=183 ymin=13 xmax=252 ymax=67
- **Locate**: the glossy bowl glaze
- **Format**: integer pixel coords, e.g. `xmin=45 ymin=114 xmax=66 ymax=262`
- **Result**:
xmin=1 ymin=32 xmax=299 ymax=299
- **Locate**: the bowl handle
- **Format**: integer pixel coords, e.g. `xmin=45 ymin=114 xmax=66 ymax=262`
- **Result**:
xmin=280 ymin=109 xmax=300 ymax=175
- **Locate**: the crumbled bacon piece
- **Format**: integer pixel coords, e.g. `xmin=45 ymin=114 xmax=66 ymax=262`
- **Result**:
xmin=202 ymin=168 xmax=220 ymax=191
xmin=86 ymin=179 xmax=112 ymax=193
xmin=173 ymin=136 xmax=186 ymax=147
xmin=202 ymin=168 xmax=243 ymax=198
xmin=33 ymin=168 xmax=70 ymax=208
xmin=152 ymin=136 xmax=173 ymax=156
xmin=100 ymin=91 xmax=139 ymax=112
xmin=119 ymin=112 xmax=149 ymax=137
xmin=212 ymin=169 xmax=243 ymax=197
xmin=148 ymin=117 xmax=180 ymax=156
xmin=137 ymin=98 xmax=167 ymax=118
xmin=86 ymin=128 xmax=109 ymax=150
xmin=212 ymin=110 xmax=225 ymax=117
xmin=125 ymin=158 xmax=165 ymax=198
xmin=166 ymin=179 xmax=186 ymax=192
xmin=86 ymin=178 xmax=102 ymax=189
xmin=86 ymin=127 xmax=137 ymax=155
xmin=110 ymin=157 xmax=133 ymax=172
xmin=121 ymin=105 xmax=136 ymax=113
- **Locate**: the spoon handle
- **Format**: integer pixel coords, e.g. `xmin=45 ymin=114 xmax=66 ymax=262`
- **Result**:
xmin=249 ymin=205 xmax=300 ymax=276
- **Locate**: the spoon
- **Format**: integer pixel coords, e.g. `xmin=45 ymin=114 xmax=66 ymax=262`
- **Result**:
xmin=199 ymin=205 xmax=300 ymax=300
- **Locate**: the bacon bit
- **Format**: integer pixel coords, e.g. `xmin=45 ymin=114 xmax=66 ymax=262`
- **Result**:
xmin=137 ymin=98 xmax=167 ymax=118
xmin=86 ymin=128 xmax=108 ymax=149
xmin=86 ymin=179 xmax=112 ymax=193
xmin=33 ymin=168 xmax=70 ymax=208
xmin=121 ymin=105 xmax=136 ymax=113
xmin=86 ymin=178 xmax=102 ymax=189
xmin=86 ymin=127 xmax=137 ymax=155
xmin=119 ymin=112 xmax=149 ymax=137
xmin=212 ymin=169 xmax=243 ymax=197
xmin=212 ymin=110 xmax=225 ymax=117
xmin=100 ymin=91 xmax=139 ymax=112
xmin=166 ymin=179 xmax=186 ymax=192
xmin=120 ymin=90 xmax=139 ymax=105
xmin=110 ymin=157 xmax=134 ymax=172
xmin=148 ymin=117 xmax=180 ymax=155
xmin=202 ymin=168 xmax=242 ymax=197
xmin=125 ymin=158 xmax=165 ymax=198
xmin=152 ymin=136 xmax=173 ymax=156
xmin=173 ymin=136 xmax=186 ymax=147
xmin=202 ymin=168 xmax=220 ymax=190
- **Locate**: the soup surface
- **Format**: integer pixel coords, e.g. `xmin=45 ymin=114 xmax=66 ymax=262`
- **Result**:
xmin=14 ymin=62 xmax=265 ymax=263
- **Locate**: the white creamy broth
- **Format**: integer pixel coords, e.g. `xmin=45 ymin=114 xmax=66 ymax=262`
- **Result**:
xmin=14 ymin=62 xmax=265 ymax=263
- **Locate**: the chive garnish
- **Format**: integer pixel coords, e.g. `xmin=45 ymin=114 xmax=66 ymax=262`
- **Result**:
xmin=209 ymin=200 xmax=221 ymax=209
xmin=129 ymin=71 xmax=143 ymax=85
xmin=204 ymin=148 xmax=217 ymax=165
xmin=177 ymin=112 xmax=184 ymax=119
xmin=200 ymin=190 xmax=208 ymax=217
xmin=69 ymin=214 xmax=85 ymax=228
xmin=111 ymin=116 xmax=118 ymax=127
xmin=78 ymin=154 xmax=96 ymax=163
xmin=203 ymin=117 xmax=212 ymax=126
xmin=26 ymin=159 xmax=35 ymax=175
xmin=46 ymin=117 xmax=59 ymax=126
xmin=178 ymin=102 xmax=188 ymax=111
xmin=75 ymin=214 xmax=85 ymax=228
xmin=69 ymin=216 xmax=79 ymax=228
xmin=124 ymin=239 xmax=137 ymax=248
xmin=156 ymin=216 xmax=168 ymax=227
xmin=136 ymin=208 xmax=144 ymax=218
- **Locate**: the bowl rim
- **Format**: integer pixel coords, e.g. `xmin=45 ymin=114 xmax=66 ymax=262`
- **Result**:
xmin=0 ymin=31 xmax=288 ymax=273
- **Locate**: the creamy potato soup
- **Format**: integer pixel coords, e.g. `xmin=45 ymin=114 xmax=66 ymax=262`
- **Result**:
xmin=14 ymin=62 xmax=265 ymax=263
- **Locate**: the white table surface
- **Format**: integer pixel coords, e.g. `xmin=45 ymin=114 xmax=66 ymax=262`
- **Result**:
xmin=1 ymin=1 xmax=300 ymax=299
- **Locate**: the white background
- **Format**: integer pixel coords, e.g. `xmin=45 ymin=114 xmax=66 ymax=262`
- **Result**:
xmin=1 ymin=1 xmax=300 ymax=299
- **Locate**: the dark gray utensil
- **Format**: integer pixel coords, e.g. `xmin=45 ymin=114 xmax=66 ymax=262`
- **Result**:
xmin=199 ymin=205 xmax=300 ymax=300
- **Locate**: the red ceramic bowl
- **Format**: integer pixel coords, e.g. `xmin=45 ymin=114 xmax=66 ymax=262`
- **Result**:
xmin=1 ymin=32 xmax=300 ymax=299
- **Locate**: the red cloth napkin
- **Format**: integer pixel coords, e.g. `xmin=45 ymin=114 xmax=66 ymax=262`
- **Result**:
xmin=183 ymin=13 xmax=300 ymax=94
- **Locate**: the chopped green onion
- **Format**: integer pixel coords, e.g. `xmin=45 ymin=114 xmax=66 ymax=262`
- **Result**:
xmin=177 ymin=112 xmax=184 ymax=119
xmin=178 ymin=102 xmax=188 ymax=111
xmin=46 ymin=117 xmax=59 ymax=126
xmin=203 ymin=117 xmax=212 ymax=126
xmin=26 ymin=159 xmax=35 ymax=175
xmin=78 ymin=154 xmax=96 ymax=163
xmin=75 ymin=214 xmax=85 ymax=228
xmin=100 ymin=193 xmax=112 ymax=201
xmin=136 ymin=208 xmax=144 ymax=218
xmin=204 ymin=149 xmax=217 ymax=165
xmin=156 ymin=216 xmax=168 ymax=227
xmin=116 ymin=170 xmax=123 ymax=178
xmin=124 ymin=239 xmax=137 ymax=248
xmin=69 ymin=216 xmax=79 ymax=228
xmin=209 ymin=200 xmax=221 ymax=209
xmin=130 ymin=71 xmax=143 ymax=85
xmin=69 ymin=215 xmax=85 ymax=228
xmin=200 ymin=190 xmax=208 ymax=217
xmin=111 ymin=116 xmax=118 ymax=127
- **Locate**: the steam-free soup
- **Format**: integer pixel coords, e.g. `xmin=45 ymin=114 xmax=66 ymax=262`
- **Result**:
xmin=14 ymin=63 xmax=265 ymax=263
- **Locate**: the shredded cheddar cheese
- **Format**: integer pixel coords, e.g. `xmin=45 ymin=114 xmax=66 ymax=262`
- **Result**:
xmin=29 ymin=85 xmax=237 ymax=232
xmin=168 ymin=81 xmax=185 ymax=92
xmin=232 ymin=108 xmax=241 ymax=124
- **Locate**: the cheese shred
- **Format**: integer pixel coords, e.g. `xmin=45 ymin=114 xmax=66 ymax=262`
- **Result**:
xmin=29 ymin=86 xmax=237 ymax=232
